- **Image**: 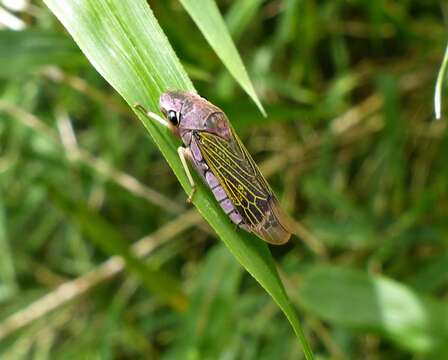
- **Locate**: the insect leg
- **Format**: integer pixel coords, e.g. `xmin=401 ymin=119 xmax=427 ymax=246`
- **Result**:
xmin=133 ymin=103 xmax=169 ymax=128
xmin=177 ymin=146 xmax=196 ymax=203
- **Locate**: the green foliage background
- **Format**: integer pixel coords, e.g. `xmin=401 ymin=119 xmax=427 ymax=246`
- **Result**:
xmin=0 ymin=0 xmax=447 ymax=359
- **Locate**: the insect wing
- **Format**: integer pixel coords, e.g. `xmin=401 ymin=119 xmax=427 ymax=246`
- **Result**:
xmin=196 ymin=125 xmax=293 ymax=244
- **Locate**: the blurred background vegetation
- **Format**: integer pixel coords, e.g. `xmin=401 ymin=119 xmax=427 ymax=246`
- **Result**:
xmin=1 ymin=0 xmax=448 ymax=359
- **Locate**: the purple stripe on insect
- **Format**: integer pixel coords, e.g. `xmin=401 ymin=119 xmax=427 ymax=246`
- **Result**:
xmin=229 ymin=211 xmax=243 ymax=224
xmin=212 ymin=186 xmax=227 ymax=201
xmin=220 ymin=199 xmax=234 ymax=214
xmin=205 ymin=171 xmax=219 ymax=189
xmin=190 ymin=136 xmax=202 ymax=162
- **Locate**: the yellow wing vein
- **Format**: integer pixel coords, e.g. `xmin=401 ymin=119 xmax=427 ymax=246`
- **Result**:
xmin=198 ymin=132 xmax=267 ymax=196
xmin=198 ymin=134 xmax=270 ymax=227
xmin=199 ymin=133 xmax=258 ymax=181
xmin=204 ymin=148 xmax=266 ymax=202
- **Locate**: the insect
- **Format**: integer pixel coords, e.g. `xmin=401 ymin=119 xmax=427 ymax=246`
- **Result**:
xmin=135 ymin=91 xmax=294 ymax=244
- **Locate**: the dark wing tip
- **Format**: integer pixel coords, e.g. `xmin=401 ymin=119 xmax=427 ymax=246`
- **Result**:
xmin=257 ymin=226 xmax=291 ymax=245
xmin=252 ymin=199 xmax=295 ymax=245
xmin=270 ymin=198 xmax=296 ymax=234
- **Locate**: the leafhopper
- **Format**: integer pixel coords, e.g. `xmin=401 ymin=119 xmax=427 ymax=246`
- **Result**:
xmin=135 ymin=91 xmax=294 ymax=244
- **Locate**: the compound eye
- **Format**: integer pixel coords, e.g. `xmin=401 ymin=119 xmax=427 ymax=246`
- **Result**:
xmin=167 ymin=110 xmax=179 ymax=126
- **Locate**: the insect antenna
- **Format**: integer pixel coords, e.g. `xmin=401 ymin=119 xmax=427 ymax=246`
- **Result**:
xmin=133 ymin=103 xmax=169 ymax=128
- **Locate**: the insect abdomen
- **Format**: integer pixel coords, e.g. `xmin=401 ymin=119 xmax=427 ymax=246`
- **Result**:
xmin=204 ymin=170 xmax=249 ymax=230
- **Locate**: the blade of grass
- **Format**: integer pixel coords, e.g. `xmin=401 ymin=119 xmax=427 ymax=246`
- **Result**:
xmin=435 ymin=41 xmax=448 ymax=120
xmin=178 ymin=0 xmax=266 ymax=116
xmin=43 ymin=0 xmax=313 ymax=357
xmin=225 ymin=0 xmax=264 ymax=40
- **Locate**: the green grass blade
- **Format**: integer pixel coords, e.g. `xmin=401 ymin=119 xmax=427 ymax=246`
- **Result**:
xmin=435 ymin=41 xmax=448 ymax=120
xmin=225 ymin=0 xmax=264 ymax=39
xmin=42 ymin=0 xmax=194 ymax=111
xmin=43 ymin=0 xmax=312 ymax=357
xmin=178 ymin=0 xmax=266 ymax=116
